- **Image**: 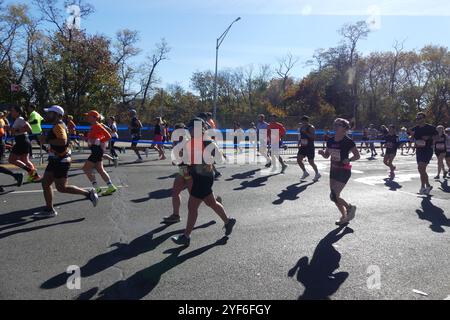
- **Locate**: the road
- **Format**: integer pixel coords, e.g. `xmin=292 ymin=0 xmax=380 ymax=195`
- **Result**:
xmin=1 ymin=148 xmax=449 ymax=300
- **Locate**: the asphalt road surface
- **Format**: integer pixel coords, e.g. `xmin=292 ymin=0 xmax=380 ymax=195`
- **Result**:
xmin=1 ymin=148 xmax=449 ymax=300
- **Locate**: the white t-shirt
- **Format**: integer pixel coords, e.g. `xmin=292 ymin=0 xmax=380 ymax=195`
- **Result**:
xmin=12 ymin=117 xmax=27 ymax=136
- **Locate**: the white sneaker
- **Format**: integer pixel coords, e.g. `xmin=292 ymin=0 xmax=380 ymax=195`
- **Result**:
xmin=301 ymin=171 xmax=310 ymax=180
xmin=419 ymin=187 xmax=426 ymax=195
xmin=313 ymin=173 xmax=322 ymax=182
xmin=34 ymin=209 xmax=58 ymax=219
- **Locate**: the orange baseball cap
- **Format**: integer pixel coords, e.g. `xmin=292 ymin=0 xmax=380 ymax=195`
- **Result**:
xmin=83 ymin=110 xmax=100 ymax=120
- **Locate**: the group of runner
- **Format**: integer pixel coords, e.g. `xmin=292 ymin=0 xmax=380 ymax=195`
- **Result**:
xmin=1 ymin=103 xmax=449 ymax=243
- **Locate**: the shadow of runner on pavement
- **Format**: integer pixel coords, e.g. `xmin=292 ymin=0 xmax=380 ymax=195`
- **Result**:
xmin=288 ymin=226 xmax=354 ymax=300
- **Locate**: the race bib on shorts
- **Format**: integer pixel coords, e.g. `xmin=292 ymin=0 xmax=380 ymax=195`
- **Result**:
xmin=329 ymin=149 xmax=341 ymax=162
xmin=415 ymin=140 xmax=426 ymax=148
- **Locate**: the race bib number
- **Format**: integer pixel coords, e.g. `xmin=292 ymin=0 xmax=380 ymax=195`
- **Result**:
xmin=415 ymin=140 xmax=426 ymax=148
xmin=301 ymin=139 xmax=308 ymax=147
xmin=436 ymin=143 xmax=445 ymax=151
xmin=329 ymin=149 xmax=341 ymax=162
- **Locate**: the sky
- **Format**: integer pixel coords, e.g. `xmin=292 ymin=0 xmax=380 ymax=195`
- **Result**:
xmin=6 ymin=0 xmax=450 ymax=92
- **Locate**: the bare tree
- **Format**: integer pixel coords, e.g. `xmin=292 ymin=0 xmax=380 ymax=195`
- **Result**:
xmin=114 ymin=29 xmax=141 ymax=105
xmin=140 ymin=38 xmax=170 ymax=109
xmin=276 ymin=53 xmax=299 ymax=93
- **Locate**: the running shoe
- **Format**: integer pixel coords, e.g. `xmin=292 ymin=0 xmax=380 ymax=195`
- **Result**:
xmin=424 ymin=186 xmax=433 ymax=196
xmin=347 ymin=205 xmax=357 ymax=222
xmin=34 ymin=209 xmax=58 ymax=219
xmin=172 ymin=234 xmax=191 ymax=246
xmin=335 ymin=216 xmax=350 ymax=226
xmin=214 ymin=172 xmax=222 ymax=180
xmin=224 ymin=218 xmax=237 ymax=236
xmin=135 ymin=158 xmax=144 ymax=163
xmin=14 ymin=173 xmax=24 ymax=187
xmin=434 ymin=175 xmax=440 ymax=180
xmin=27 ymin=171 xmax=42 ymax=183
xmin=418 ymin=187 xmax=427 ymax=195
xmin=389 ymin=171 xmax=396 ymax=180
xmin=102 ymin=185 xmax=118 ymax=196
xmin=88 ymin=189 xmax=99 ymax=207
xmin=163 ymin=214 xmax=181 ymax=224
xmin=444 ymin=171 xmax=448 ymax=179
xmin=95 ymin=187 xmax=102 ymax=194
xmin=313 ymin=173 xmax=321 ymax=182
xmin=301 ymin=171 xmax=310 ymax=180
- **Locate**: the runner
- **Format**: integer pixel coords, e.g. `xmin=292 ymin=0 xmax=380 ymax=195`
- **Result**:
xmin=129 ymin=109 xmax=147 ymax=163
xmin=410 ymin=112 xmax=438 ymax=195
xmin=172 ymin=118 xmax=236 ymax=246
xmin=8 ymin=105 xmax=41 ymax=183
xmin=367 ymin=124 xmax=378 ymax=158
xmin=434 ymin=125 xmax=447 ymax=180
xmin=383 ymin=125 xmax=399 ymax=180
xmin=399 ymin=127 xmax=409 ymax=155
xmin=82 ymin=110 xmax=118 ymax=197
xmin=380 ymin=125 xmax=389 ymax=157
xmin=0 ymin=166 xmax=23 ymax=193
xmin=65 ymin=115 xmax=81 ymax=149
xmin=107 ymin=116 xmax=123 ymax=158
xmin=34 ymin=106 xmax=99 ymax=218
xmin=267 ymin=114 xmax=288 ymax=173
xmin=27 ymin=104 xmax=48 ymax=158
xmin=359 ymin=127 xmax=370 ymax=153
xmin=297 ymin=116 xmax=321 ymax=182
xmin=206 ymin=112 xmax=216 ymax=130
xmin=445 ymin=127 xmax=450 ymax=177
xmin=163 ymin=123 xmax=193 ymax=224
xmin=318 ymin=118 xmax=360 ymax=226
xmin=151 ymin=117 xmax=166 ymax=160
xmin=256 ymin=114 xmax=269 ymax=151
xmin=0 ymin=111 xmax=6 ymax=162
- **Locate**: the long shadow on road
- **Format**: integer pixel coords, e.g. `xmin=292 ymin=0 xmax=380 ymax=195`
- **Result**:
xmin=288 ymin=226 xmax=353 ymax=300
xmin=234 ymin=173 xmax=279 ymax=191
xmin=273 ymin=182 xmax=315 ymax=205
xmin=226 ymin=169 xmax=261 ymax=182
xmin=0 ymin=218 xmax=85 ymax=240
xmin=41 ymin=221 xmax=216 ymax=290
xmin=131 ymin=188 xmax=172 ymax=203
xmin=416 ymin=197 xmax=449 ymax=233
xmin=95 ymin=236 xmax=229 ymax=300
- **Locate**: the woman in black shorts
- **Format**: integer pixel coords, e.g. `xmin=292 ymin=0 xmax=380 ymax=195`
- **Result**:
xmin=383 ymin=125 xmax=399 ymax=180
xmin=434 ymin=125 xmax=447 ymax=180
xmin=319 ymin=118 xmax=361 ymax=226
xmin=172 ymin=118 xmax=236 ymax=246
xmin=8 ymin=105 xmax=41 ymax=183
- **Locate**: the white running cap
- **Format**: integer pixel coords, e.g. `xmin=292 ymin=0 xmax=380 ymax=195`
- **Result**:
xmin=44 ymin=105 xmax=65 ymax=116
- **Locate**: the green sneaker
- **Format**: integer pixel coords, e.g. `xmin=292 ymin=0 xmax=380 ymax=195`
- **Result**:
xmin=95 ymin=187 xmax=102 ymax=194
xmin=102 ymin=185 xmax=117 ymax=196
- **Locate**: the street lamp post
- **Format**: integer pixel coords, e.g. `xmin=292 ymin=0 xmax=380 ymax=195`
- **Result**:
xmin=213 ymin=17 xmax=241 ymax=121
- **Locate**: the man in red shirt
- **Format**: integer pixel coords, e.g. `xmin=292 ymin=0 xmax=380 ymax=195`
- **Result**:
xmin=267 ymin=114 xmax=288 ymax=173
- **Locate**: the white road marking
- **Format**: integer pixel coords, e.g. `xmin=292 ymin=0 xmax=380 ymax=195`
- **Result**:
xmin=354 ymin=174 xmax=420 ymax=186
